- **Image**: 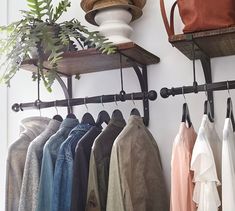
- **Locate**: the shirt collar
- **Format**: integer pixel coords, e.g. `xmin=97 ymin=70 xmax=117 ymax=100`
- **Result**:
xmin=20 ymin=116 xmax=51 ymax=140
xmin=60 ymin=117 xmax=79 ymax=129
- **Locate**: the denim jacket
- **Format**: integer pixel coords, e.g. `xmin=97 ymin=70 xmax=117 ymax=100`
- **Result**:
xmin=52 ymin=123 xmax=92 ymax=211
xmin=36 ymin=118 xmax=79 ymax=211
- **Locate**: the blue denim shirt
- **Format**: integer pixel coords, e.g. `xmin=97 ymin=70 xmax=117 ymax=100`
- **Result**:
xmin=51 ymin=123 xmax=92 ymax=211
xmin=36 ymin=118 xmax=79 ymax=211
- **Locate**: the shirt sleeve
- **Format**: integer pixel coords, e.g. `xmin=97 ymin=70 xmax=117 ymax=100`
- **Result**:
xmin=18 ymin=144 xmax=40 ymax=211
xmin=36 ymin=145 xmax=54 ymax=211
xmin=190 ymin=130 xmax=221 ymax=211
xmin=222 ymin=128 xmax=235 ymax=211
xmin=106 ymin=143 xmax=125 ymax=211
xmin=86 ymin=149 xmax=101 ymax=211
xmin=5 ymin=151 xmax=21 ymax=211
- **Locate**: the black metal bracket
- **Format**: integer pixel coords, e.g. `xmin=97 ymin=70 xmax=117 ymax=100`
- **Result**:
xmin=126 ymin=60 xmax=150 ymax=126
xmin=186 ymin=35 xmax=214 ymax=118
xmin=56 ymin=74 xmax=73 ymax=113
xmin=200 ymin=55 xmax=214 ymax=118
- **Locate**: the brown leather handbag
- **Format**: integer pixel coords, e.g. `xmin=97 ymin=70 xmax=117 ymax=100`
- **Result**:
xmin=160 ymin=0 xmax=235 ymax=36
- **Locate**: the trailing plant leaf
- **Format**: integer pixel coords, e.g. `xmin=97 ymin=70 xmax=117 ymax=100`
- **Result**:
xmin=53 ymin=0 xmax=71 ymax=22
xmin=43 ymin=0 xmax=54 ymax=22
xmin=0 ymin=0 xmax=116 ymax=91
xmin=26 ymin=0 xmax=47 ymax=20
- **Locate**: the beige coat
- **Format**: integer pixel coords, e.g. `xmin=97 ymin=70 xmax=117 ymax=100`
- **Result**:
xmin=106 ymin=115 xmax=169 ymax=211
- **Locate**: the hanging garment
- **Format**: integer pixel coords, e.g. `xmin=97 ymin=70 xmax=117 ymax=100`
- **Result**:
xmin=222 ymin=118 xmax=235 ymax=211
xmin=51 ymin=123 xmax=92 ymax=211
xmin=86 ymin=116 xmax=126 ymax=211
xmin=18 ymin=119 xmax=61 ymax=211
xmin=70 ymin=125 xmax=102 ymax=211
xmin=36 ymin=117 xmax=79 ymax=211
xmin=170 ymin=123 xmax=197 ymax=211
xmin=5 ymin=117 xmax=50 ymax=211
xmin=191 ymin=115 xmax=222 ymax=211
xmin=106 ymin=115 xmax=168 ymax=211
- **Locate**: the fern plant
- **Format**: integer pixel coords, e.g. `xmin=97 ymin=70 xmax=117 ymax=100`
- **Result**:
xmin=0 ymin=0 xmax=116 ymax=91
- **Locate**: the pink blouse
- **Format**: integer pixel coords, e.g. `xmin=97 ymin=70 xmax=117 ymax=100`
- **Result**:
xmin=170 ymin=123 xmax=197 ymax=211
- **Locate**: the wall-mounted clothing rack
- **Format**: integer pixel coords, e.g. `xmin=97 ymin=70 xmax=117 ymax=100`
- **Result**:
xmin=17 ymin=42 xmax=160 ymax=126
xmin=12 ymin=90 xmax=157 ymax=125
xmin=160 ymin=79 xmax=235 ymax=106
xmin=168 ymin=27 xmax=235 ymax=118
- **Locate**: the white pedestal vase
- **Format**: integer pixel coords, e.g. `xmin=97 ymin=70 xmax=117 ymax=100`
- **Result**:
xmin=94 ymin=7 xmax=133 ymax=44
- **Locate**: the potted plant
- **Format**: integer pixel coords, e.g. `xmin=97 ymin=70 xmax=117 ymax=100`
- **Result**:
xmin=0 ymin=0 xmax=116 ymax=91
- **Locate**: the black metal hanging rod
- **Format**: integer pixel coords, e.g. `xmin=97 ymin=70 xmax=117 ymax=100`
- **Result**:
xmin=160 ymin=80 xmax=235 ymax=98
xmin=12 ymin=90 xmax=157 ymax=112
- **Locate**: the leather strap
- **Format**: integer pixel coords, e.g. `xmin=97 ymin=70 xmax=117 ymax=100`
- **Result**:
xmin=160 ymin=0 xmax=177 ymax=37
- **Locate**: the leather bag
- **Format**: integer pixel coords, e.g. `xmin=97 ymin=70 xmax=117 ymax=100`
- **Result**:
xmin=160 ymin=0 xmax=235 ymax=36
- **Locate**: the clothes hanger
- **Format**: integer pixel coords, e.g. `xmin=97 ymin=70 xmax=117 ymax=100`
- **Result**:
xmin=81 ymin=97 xmax=95 ymax=125
xmin=111 ymin=95 xmax=126 ymax=122
xmin=226 ymin=81 xmax=235 ymax=131
xmin=96 ymin=96 xmax=110 ymax=126
xmin=181 ymin=87 xmax=192 ymax=127
xmin=130 ymin=93 xmax=141 ymax=116
xmin=66 ymin=98 xmax=77 ymax=119
xmin=35 ymin=99 xmax=42 ymax=117
xmin=203 ymin=84 xmax=214 ymax=122
xmin=53 ymin=100 xmax=63 ymax=122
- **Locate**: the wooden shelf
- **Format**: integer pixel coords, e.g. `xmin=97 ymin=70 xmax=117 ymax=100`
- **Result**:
xmin=21 ymin=42 xmax=160 ymax=77
xmin=169 ymin=26 xmax=235 ymax=60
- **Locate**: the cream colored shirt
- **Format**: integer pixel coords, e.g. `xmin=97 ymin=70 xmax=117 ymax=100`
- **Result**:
xmin=222 ymin=118 xmax=235 ymax=211
xmin=170 ymin=123 xmax=197 ymax=211
xmin=191 ymin=115 xmax=222 ymax=211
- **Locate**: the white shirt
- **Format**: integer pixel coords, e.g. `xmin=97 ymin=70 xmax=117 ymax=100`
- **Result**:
xmin=191 ymin=115 xmax=222 ymax=211
xmin=222 ymin=118 xmax=235 ymax=211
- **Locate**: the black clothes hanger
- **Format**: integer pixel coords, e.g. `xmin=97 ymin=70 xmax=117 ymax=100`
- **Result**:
xmin=66 ymin=99 xmax=77 ymax=119
xmin=130 ymin=93 xmax=141 ymax=116
xmin=96 ymin=110 xmax=110 ymax=126
xmin=53 ymin=114 xmax=63 ymax=122
xmin=131 ymin=108 xmax=141 ymax=116
xmin=204 ymin=100 xmax=214 ymax=122
xmin=81 ymin=113 xmax=95 ymax=125
xmin=226 ymin=82 xmax=235 ymax=131
xmin=181 ymin=103 xmax=192 ymax=127
xmin=226 ymin=97 xmax=235 ymax=132
xmin=81 ymin=97 xmax=95 ymax=125
xmin=95 ymin=96 xmax=110 ymax=126
xmin=111 ymin=95 xmax=126 ymax=122
xmin=112 ymin=109 xmax=125 ymax=121
xmin=53 ymin=101 xmax=63 ymax=122
xmin=66 ymin=113 xmax=77 ymax=119
xmin=203 ymin=85 xmax=214 ymax=122
xmin=181 ymin=87 xmax=192 ymax=127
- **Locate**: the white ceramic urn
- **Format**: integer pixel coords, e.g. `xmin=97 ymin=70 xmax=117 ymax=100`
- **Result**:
xmin=94 ymin=7 xmax=133 ymax=44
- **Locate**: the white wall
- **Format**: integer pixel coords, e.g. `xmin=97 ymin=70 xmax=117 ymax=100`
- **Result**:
xmin=6 ymin=0 xmax=235 ymax=198
xmin=0 ymin=0 xmax=8 ymax=209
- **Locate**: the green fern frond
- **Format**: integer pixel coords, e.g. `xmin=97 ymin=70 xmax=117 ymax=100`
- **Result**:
xmin=43 ymin=0 xmax=54 ymax=22
xmin=53 ymin=0 xmax=71 ymax=22
xmin=26 ymin=0 xmax=46 ymax=20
